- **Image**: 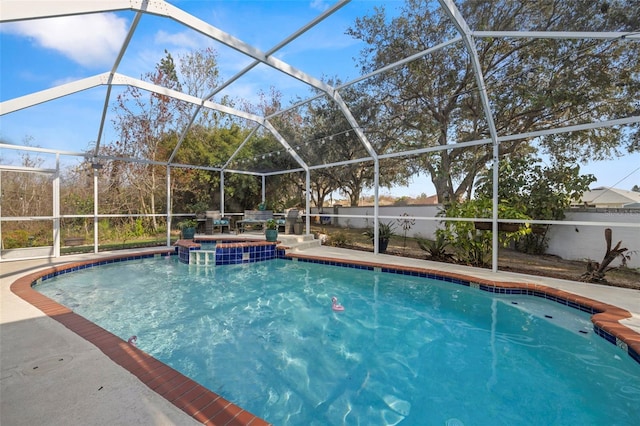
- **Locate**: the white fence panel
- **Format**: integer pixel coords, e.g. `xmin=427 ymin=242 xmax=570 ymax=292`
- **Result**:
xmin=546 ymin=209 xmax=640 ymax=268
xmin=312 ymin=205 xmax=640 ymax=269
xmin=312 ymin=205 xmax=443 ymax=239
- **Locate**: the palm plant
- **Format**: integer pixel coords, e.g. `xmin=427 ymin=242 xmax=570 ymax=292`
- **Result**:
xmin=364 ymin=221 xmax=395 ymax=253
xmin=417 ymin=234 xmax=454 ymax=262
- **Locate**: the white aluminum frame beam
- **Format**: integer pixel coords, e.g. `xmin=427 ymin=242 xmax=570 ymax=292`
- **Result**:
xmin=0 ymin=0 xmax=133 ymax=22
xmin=207 ymin=0 xmax=350 ymax=101
xmin=263 ymin=167 xmax=306 ymax=177
xmin=166 ymin=165 xmax=172 ymax=246
xmin=223 ymin=126 xmax=260 ymax=170
xmin=134 ymin=0 xmax=335 ymax=93
xmin=0 ymin=73 xmax=110 ymax=115
xmin=472 ymin=31 xmax=640 ymax=40
xmin=263 ymin=120 xmax=309 ymax=172
xmin=94 ymin=10 xmax=145 ymax=155
xmin=169 ymin=0 xmax=350 ymax=166
xmin=328 ymin=89 xmax=381 ymax=250
xmin=0 ymin=143 xmax=85 ymax=156
xmin=3 ymin=114 xmax=635 ymax=171
xmin=111 ymin=74 xmax=265 ymax=124
xmin=0 ymin=164 xmax=57 ymax=174
xmin=337 ymin=37 xmax=463 ymax=90
xmin=1 ymin=72 xmax=264 ymax=127
xmin=439 ymin=0 xmax=501 ymax=272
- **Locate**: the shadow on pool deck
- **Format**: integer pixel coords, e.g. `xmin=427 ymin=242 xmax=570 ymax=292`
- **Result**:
xmin=2 ymin=244 xmax=639 ymax=425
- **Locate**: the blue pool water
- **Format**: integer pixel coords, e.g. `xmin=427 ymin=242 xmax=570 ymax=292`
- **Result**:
xmin=36 ymin=257 xmax=640 ymax=425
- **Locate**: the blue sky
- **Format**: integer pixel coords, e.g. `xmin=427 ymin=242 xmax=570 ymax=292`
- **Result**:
xmin=1 ymin=0 xmax=638 ymax=197
xmin=0 ymin=1 xmax=396 ymax=161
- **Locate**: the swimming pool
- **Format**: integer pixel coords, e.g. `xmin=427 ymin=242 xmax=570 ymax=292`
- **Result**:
xmin=34 ymin=255 xmax=640 ymax=425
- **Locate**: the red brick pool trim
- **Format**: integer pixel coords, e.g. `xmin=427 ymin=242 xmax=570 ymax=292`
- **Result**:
xmin=174 ymin=238 xmax=283 ymax=249
xmin=9 ymin=249 xmax=640 ymax=425
xmin=10 ymin=249 xmax=270 ymax=426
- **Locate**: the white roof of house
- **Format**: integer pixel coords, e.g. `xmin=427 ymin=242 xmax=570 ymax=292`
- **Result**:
xmin=580 ymin=187 xmax=640 ymax=206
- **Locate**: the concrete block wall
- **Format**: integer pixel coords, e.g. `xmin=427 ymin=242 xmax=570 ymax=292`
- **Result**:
xmin=546 ymin=209 xmax=640 ymax=268
xmin=312 ymin=205 xmax=442 ymax=240
xmin=311 ymin=205 xmax=640 ymax=268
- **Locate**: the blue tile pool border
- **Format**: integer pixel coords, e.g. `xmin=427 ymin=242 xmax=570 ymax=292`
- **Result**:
xmin=23 ymin=247 xmax=640 ymax=367
xmin=284 ymin=253 xmax=640 ymax=366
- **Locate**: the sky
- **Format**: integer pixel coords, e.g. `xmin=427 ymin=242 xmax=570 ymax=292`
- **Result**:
xmin=0 ymin=1 xmax=400 ymax=175
xmin=1 ymin=0 xmax=638 ymax=198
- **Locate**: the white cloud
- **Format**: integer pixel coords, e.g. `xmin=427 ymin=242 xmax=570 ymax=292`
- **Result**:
xmin=3 ymin=13 xmax=128 ymax=68
xmin=154 ymin=29 xmax=200 ymax=49
xmin=310 ymin=0 xmax=330 ymax=11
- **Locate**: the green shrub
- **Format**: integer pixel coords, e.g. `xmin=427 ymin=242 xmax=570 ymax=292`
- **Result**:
xmin=133 ymin=218 xmax=145 ymax=237
xmin=417 ymin=234 xmax=453 ymax=262
xmin=98 ymin=219 xmax=116 ymax=241
xmin=2 ymin=229 xmax=30 ymax=249
xmin=327 ymin=230 xmax=351 ymax=248
xmin=439 ymin=199 xmax=531 ymax=267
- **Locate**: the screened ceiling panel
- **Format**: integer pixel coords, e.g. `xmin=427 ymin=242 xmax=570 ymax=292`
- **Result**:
xmin=1 ymin=0 xmax=638 ymax=186
xmin=229 ymin=129 xmax=302 ymax=175
xmin=0 ymin=11 xmax=130 ymax=98
xmin=466 ymin=0 xmax=634 ymax=33
xmin=481 ymin=36 xmax=636 ymax=137
xmin=0 ymin=86 xmax=109 ymax=159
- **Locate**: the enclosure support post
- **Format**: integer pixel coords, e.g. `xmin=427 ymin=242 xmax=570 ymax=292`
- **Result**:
xmin=0 ymin=172 xmax=2 ymax=260
xmin=491 ymin=139 xmax=499 ymax=271
xmin=220 ymin=171 xmax=225 ymax=216
xmin=373 ymin=159 xmax=380 ymax=254
xmin=53 ymin=154 xmax=60 ymax=258
xmin=439 ymin=0 xmax=500 ymax=272
xmin=93 ymin=163 xmax=99 ymax=253
xmin=166 ymin=166 xmax=171 ymax=247
xmin=306 ymin=171 xmax=311 ymax=234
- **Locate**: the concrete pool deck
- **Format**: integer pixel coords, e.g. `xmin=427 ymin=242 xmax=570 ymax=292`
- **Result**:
xmin=2 ymin=240 xmax=639 ymax=425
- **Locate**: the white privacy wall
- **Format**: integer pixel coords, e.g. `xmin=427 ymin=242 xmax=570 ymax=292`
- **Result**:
xmin=313 ymin=205 xmax=640 ymax=268
xmin=313 ymin=205 xmax=443 ymax=239
xmin=546 ymin=210 xmax=640 ymax=268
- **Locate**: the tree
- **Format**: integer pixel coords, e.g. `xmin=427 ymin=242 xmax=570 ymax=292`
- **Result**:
xmin=0 ymin=138 xmax=54 ymax=247
xmin=109 ymin=50 xmax=185 ymax=230
xmin=178 ymin=47 xmax=238 ymax=128
xmin=60 ymin=159 xmax=95 ymax=238
xmin=170 ymin=124 xmax=259 ymax=212
xmin=438 ymin=199 xmax=530 ymax=267
xmin=475 ymin=153 xmax=596 ymax=253
xmin=300 ymin=80 xmax=410 ymax=207
xmin=109 ymin=48 xmax=227 ymax=224
xmin=232 ymin=86 xmax=313 ymax=210
xmin=347 ymin=0 xmax=639 ymax=202
xmin=0 ymin=142 xmax=51 ymax=218
xmin=476 ymin=154 xmax=596 ymax=220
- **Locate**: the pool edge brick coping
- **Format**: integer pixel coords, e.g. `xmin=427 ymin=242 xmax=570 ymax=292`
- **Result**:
xmin=9 ymin=248 xmax=640 ymax=425
xmin=10 ymin=249 xmax=271 ymax=426
xmin=176 ymin=238 xmax=280 ymax=266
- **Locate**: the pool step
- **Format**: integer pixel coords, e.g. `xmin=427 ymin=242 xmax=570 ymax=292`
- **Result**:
xmin=278 ymin=234 xmax=321 ymax=252
xmin=189 ymin=250 xmax=216 ymax=265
